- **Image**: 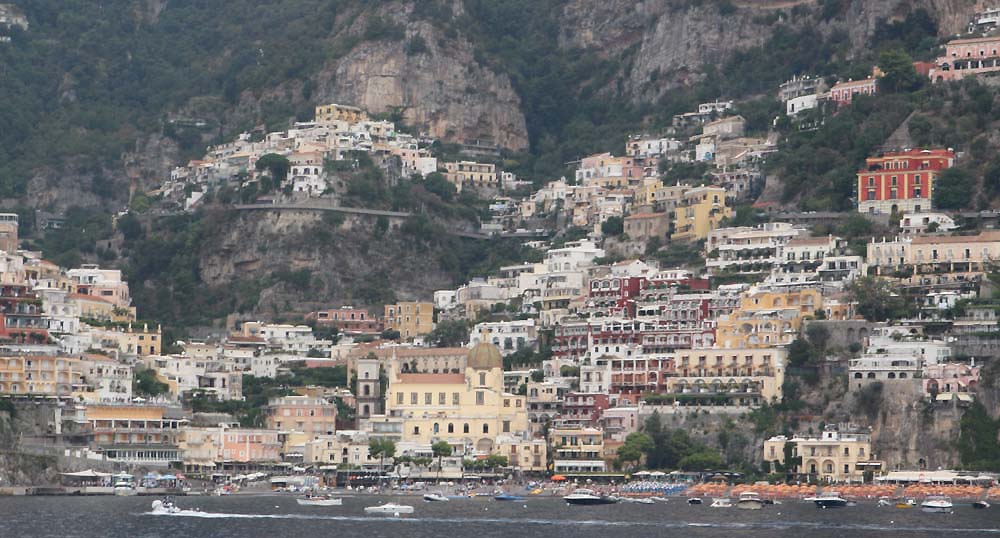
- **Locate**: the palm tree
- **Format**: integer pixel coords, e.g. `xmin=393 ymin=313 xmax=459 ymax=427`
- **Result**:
xmin=431 ymin=441 xmax=453 ymax=482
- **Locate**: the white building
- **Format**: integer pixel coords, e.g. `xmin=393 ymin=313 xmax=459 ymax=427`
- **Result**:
xmin=899 ymin=213 xmax=957 ymax=235
xmin=706 ymin=222 xmax=808 ymax=275
xmin=469 ymin=319 xmax=539 ymax=355
xmin=786 ymin=94 xmax=818 ymax=116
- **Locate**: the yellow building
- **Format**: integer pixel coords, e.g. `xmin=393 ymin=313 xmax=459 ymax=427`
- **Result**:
xmin=716 ymin=287 xmax=822 ymax=348
xmin=85 ymin=404 xmax=186 ymax=464
xmin=549 ymin=425 xmax=605 ymax=473
xmin=95 ymin=323 xmax=162 ymax=356
xmin=383 ymin=343 xmax=528 ymax=455
xmin=665 ymin=347 xmax=787 ymax=407
xmin=384 ymin=302 xmax=434 ymax=339
xmin=495 ymin=434 xmax=547 ymax=472
xmin=671 ymin=186 xmax=731 ymax=242
xmin=314 ymin=103 xmax=367 ymax=125
xmin=442 ymin=161 xmax=497 ymax=191
xmin=763 ymin=429 xmax=882 ymax=483
xmin=0 ymin=355 xmax=83 ymax=397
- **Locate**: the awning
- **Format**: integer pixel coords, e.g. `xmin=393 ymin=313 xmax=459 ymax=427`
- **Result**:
xmin=61 ymin=470 xmax=112 ymax=478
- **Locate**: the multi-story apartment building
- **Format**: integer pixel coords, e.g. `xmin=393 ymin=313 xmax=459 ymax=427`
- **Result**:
xmin=314 ymin=103 xmax=367 ymax=125
xmin=265 ymin=395 xmax=338 ymax=435
xmin=715 ymin=287 xmax=822 ymax=348
xmin=66 ymin=265 xmax=132 ymax=310
xmin=707 ymin=222 xmax=808 ymax=275
xmin=468 ymin=319 xmax=538 ymax=355
xmin=0 ymin=355 xmax=83 ymax=397
xmin=443 ymin=161 xmax=497 ymax=191
xmin=929 ymin=36 xmax=1000 ymax=82
xmin=305 ymin=307 xmax=382 ymax=335
xmin=549 ymin=425 xmax=606 ymax=473
xmin=84 ymin=404 xmax=186 ymax=465
xmin=659 ymin=347 xmax=787 ymax=407
xmin=526 ymin=378 xmax=570 ymax=436
xmin=671 ymin=186 xmax=731 ymax=242
xmin=856 ymin=148 xmax=954 ymax=215
xmin=383 ymin=302 xmax=434 ymax=339
xmin=829 ymin=77 xmax=878 ymax=106
xmin=763 ymin=427 xmax=881 ymax=483
xmin=866 ymin=231 xmax=1000 ymax=276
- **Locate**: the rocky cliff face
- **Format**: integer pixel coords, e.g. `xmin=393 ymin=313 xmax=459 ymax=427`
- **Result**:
xmin=320 ymin=17 xmax=529 ymax=151
xmin=559 ymin=0 xmax=979 ymax=101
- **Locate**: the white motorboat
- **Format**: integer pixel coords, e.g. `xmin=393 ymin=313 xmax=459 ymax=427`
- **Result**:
xmin=920 ymin=496 xmax=954 ymax=513
xmin=365 ymin=502 xmax=415 ymax=515
xmin=423 ymin=492 xmax=449 ymax=502
xmin=736 ymin=491 xmax=764 ymax=510
xmin=297 ymin=495 xmax=343 ymax=506
xmin=151 ymin=499 xmax=181 ymax=514
xmin=563 ymin=488 xmax=619 ymax=505
xmin=620 ymin=497 xmax=655 ymax=504
xmin=805 ymin=491 xmax=849 ymax=508
xmin=973 ymin=500 xmax=991 ymax=509
xmin=710 ymin=498 xmax=732 ymax=508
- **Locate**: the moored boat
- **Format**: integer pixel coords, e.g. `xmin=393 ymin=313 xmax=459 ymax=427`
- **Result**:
xmin=895 ymin=498 xmax=916 ymax=509
xmin=494 ymin=493 xmax=526 ymax=501
xmin=736 ymin=491 xmax=764 ymax=510
xmin=805 ymin=491 xmax=849 ymax=508
xmin=364 ymin=502 xmax=414 ymax=515
xmin=423 ymin=492 xmax=449 ymax=502
xmin=710 ymin=498 xmax=732 ymax=508
xmin=920 ymin=496 xmax=954 ymax=513
xmin=687 ymin=497 xmax=704 ymax=505
xmin=297 ymin=494 xmax=343 ymax=506
xmin=973 ymin=500 xmax=991 ymax=509
xmin=563 ymin=488 xmax=619 ymax=505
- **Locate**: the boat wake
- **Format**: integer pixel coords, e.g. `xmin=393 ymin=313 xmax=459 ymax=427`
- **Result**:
xmin=141 ymin=511 xmax=1000 ymax=533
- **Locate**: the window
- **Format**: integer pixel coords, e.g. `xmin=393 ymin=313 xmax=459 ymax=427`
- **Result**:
xmin=448 ymin=423 xmax=454 ymax=433
xmin=503 ymin=399 xmax=510 ymax=408
xmin=843 ymin=447 xmax=850 ymax=456
xmin=482 ymin=424 xmax=489 ymax=434
xmin=476 ymin=392 xmax=485 ymax=405
xmin=503 ymin=420 xmax=510 ymax=433
xmin=479 ymin=372 xmax=486 ymax=385
xmin=452 ymin=393 xmax=460 ymax=405
xmin=439 ymin=392 xmax=446 ymax=405
xmin=413 ymin=426 xmax=420 ymax=434
xmin=425 ymin=393 xmax=432 ymax=405
xmin=411 ymin=392 xmax=418 ymax=404
xmin=463 ymin=423 xmax=470 ymax=434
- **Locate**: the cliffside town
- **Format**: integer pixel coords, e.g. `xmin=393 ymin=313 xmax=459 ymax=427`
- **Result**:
xmin=9 ymin=0 xmax=1000 ymax=498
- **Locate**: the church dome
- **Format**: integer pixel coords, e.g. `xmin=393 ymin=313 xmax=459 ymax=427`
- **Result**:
xmin=467 ymin=342 xmax=502 ymax=370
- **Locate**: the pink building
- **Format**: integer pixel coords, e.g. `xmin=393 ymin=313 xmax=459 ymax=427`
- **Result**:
xmin=265 ymin=395 xmax=337 ymax=435
xmin=828 ymin=78 xmax=878 ymax=106
xmin=220 ymin=428 xmax=281 ymax=462
xmin=929 ymin=36 xmax=1000 ymax=82
xmin=923 ymin=363 xmax=980 ymax=397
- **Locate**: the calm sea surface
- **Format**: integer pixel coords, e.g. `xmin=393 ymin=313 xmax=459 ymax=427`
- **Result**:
xmin=2 ymin=494 xmax=999 ymax=538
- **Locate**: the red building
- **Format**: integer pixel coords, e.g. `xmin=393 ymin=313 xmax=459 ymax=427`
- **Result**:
xmin=855 ymin=148 xmax=955 ymax=215
xmin=0 ymin=284 xmax=48 ymax=344
xmin=560 ymin=392 xmax=610 ymax=426
xmin=586 ymin=276 xmax=645 ymax=318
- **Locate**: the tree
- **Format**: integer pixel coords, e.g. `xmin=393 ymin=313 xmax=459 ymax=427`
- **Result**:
xmin=368 ymin=438 xmax=396 ymax=476
xmin=432 ymin=440 xmax=453 ymax=480
xmin=934 ymin=167 xmax=976 ymax=210
xmin=117 ymin=213 xmax=143 ymax=242
xmin=255 ymin=153 xmax=291 ymax=185
xmin=423 ymin=172 xmax=456 ymax=202
xmin=877 ymin=49 xmax=919 ymax=93
xmin=427 ymin=320 xmax=469 ymax=347
xmin=381 ymin=329 xmax=401 ymax=341
xmin=601 ymin=216 xmax=624 ymax=236
xmin=678 ymin=449 xmax=723 ymax=471
xmin=530 ymin=370 xmax=545 ymax=382
xmin=134 ymin=368 xmax=168 ymax=397
xmin=617 ymin=432 xmax=654 ymax=469
xmin=849 ymin=276 xmax=914 ymax=321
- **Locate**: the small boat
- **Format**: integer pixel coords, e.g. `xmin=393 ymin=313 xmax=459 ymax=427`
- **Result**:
xmin=494 ymin=493 xmax=526 ymax=501
xmin=895 ymin=498 xmax=916 ymax=509
xmin=736 ymin=491 xmax=764 ymax=510
xmin=973 ymin=500 xmax=991 ymax=509
xmin=620 ymin=497 xmax=655 ymax=504
xmin=650 ymin=496 xmax=670 ymax=503
xmin=563 ymin=488 xmax=619 ymax=505
xmin=921 ymin=496 xmax=954 ymax=513
xmin=423 ymin=492 xmax=449 ymax=502
xmin=805 ymin=491 xmax=849 ymax=508
xmin=710 ymin=498 xmax=732 ymax=508
xmin=150 ymin=499 xmax=181 ymax=514
xmin=365 ymin=503 xmax=415 ymax=515
xmin=687 ymin=497 xmax=704 ymax=505
xmin=297 ymin=494 xmax=343 ymax=506
xmin=877 ymin=497 xmax=892 ymax=508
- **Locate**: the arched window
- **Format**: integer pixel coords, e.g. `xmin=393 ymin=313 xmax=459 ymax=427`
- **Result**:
xmin=448 ymin=423 xmax=454 ymax=433
xmin=482 ymin=424 xmax=489 ymax=434
xmin=433 ymin=423 xmax=440 ymax=434
xmin=463 ymin=423 xmax=470 ymax=434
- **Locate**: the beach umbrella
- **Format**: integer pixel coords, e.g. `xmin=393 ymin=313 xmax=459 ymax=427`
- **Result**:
xmin=551 ymin=475 xmax=567 ymax=481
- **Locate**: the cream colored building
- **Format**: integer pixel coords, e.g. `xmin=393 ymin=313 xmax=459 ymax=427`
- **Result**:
xmin=495 ymin=434 xmax=547 ymax=472
xmin=265 ymin=395 xmax=337 ymax=435
xmin=665 ymin=347 xmax=787 ymax=407
xmin=867 ymin=231 xmax=1000 ymax=276
xmin=443 ymin=161 xmax=497 ymax=191
xmin=384 ymin=302 xmax=434 ymax=339
xmin=0 ymin=355 xmax=83 ymax=397
xmin=549 ymin=425 xmax=605 ymax=473
xmin=763 ymin=429 xmax=881 ymax=483
xmin=304 ymin=430 xmax=380 ymax=468
xmin=381 ymin=343 xmax=528 ymax=456
xmin=314 ymin=103 xmax=367 ymax=125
